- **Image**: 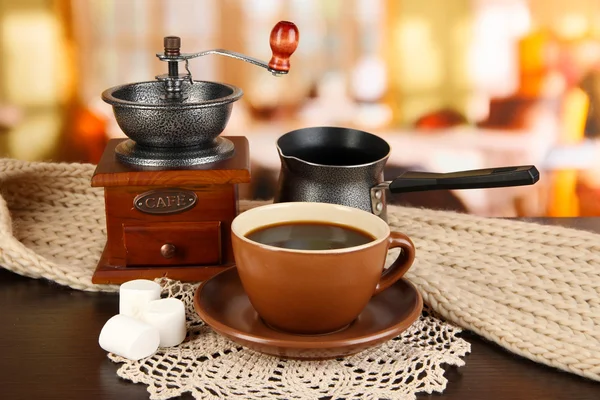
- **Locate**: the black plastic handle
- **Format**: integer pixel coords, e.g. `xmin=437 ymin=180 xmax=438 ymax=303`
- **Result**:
xmin=388 ymin=165 xmax=540 ymax=193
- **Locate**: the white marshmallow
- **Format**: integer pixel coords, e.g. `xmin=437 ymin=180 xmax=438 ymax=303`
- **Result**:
xmin=141 ymin=298 xmax=187 ymax=347
xmin=119 ymin=279 xmax=161 ymax=318
xmin=98 ymin=314 xmax=160 ymax=360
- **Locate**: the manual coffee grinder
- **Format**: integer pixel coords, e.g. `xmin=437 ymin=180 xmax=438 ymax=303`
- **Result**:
xmin=91 ymin=21 xmax=299 ymax=284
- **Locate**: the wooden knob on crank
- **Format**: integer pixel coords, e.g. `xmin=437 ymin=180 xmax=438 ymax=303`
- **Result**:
xmin=268 ymin=21 xmax=299 ymax=73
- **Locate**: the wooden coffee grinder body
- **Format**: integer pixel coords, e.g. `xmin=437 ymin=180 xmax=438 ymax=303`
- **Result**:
xmin=91 ymin=137 xmax=250 ymax=284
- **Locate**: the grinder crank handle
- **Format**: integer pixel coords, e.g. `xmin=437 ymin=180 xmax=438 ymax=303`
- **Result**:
xmin=156 ymin=21 xmax=299 ymax=76
xmin=385 ymin=165 xmax=540 ymax=193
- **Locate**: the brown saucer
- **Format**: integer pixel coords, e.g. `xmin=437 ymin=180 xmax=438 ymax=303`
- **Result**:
xmin=193 ymin=267 xmax=423 ymax=359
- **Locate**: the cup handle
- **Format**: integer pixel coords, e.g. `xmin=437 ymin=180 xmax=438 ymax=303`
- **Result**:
xmin=374 ymin=232 xmax=416 ymax=295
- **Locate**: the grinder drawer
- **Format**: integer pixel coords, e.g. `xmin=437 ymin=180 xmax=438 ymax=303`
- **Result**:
xmin=123 ymin=221 xmax=221 ymax=267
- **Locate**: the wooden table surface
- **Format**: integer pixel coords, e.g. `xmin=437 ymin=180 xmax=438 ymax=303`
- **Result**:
xmin=1 ymin=217 xmax=599 ymax=399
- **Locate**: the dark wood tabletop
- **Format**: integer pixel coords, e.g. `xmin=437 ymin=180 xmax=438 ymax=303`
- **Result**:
xmin=1 ymin=217 xmax=599 ymax=399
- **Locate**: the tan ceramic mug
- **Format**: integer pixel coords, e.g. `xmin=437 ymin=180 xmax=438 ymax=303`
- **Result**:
xmin=231 ymin=202 xmax=416 ymax=335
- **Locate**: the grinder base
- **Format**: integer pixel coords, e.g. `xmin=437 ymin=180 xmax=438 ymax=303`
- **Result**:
xmin=115 ymin=137 xmax=235 ymax=168
xmin=91 ymin=137 xmax=251 ymax=285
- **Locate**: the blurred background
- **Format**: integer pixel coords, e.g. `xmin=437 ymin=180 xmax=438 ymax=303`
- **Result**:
xmin=1 ymin=0 xmax=600 ymax=217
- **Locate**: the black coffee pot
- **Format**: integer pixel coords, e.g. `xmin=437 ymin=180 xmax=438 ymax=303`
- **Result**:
xmin=274 ymin=126 xmax=540 ymax=221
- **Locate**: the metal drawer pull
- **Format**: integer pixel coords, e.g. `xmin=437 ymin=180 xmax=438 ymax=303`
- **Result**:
xmin=160 ymin=244 xmax=176 ymax=259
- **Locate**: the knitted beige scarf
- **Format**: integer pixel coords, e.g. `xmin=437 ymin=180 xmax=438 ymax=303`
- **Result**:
xmin=0 ymin=158 xmax=599 ymax=382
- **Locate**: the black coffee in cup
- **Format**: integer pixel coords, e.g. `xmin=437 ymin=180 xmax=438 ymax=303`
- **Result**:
xmin=245 ymin=221 xmax=375 ymax=250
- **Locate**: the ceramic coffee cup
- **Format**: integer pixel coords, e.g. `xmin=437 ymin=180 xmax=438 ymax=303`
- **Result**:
xmin=230 ymin=202 xmax=416 ymax=335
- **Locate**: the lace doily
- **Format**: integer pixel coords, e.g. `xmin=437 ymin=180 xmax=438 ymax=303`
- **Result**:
xmin=108 ymin=279 xmax=471 ymax=400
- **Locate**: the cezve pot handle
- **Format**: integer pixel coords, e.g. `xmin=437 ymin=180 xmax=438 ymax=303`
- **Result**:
xmin=370 ymin=165 xmax=539 ymax=215
xmin=384 ymin=165 xmax=540 ymax=193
